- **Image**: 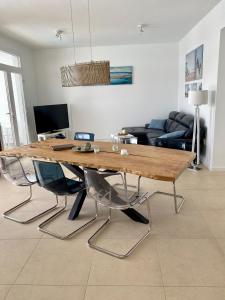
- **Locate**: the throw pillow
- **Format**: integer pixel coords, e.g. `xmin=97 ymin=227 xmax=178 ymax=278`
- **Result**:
xmin=147 ymin=119 xmax=166 ymax=130
xmin=159 ymin=130 xmax=185 ymax=139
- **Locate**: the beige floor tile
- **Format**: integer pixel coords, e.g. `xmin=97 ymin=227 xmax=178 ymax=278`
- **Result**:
xmin=148 ymin=191 xmax=197 ymax=212
xmin=0 ymin=179 xmax=28 ymax=213
xmin=5 ymin=285 xmax=85 ymax=300
xmin=216 ymin=239 xmax=225 ymax=255
xmin=0 ymin=216 xmax=43 ymax=239
xmin=186 ymin=177 xmax=225 ymax=190
xmin=165 ymin=287 xmax=225 ymax=300
xmin=0 ymin=285 xmax=11 ymax=300
xmin=184 ymin=190 xmax=225 ymax=211
xmin=16 ymin=239 xmax=94 ymax=285
xmin=0 ymin=179 xmax=57 ymax=214
xmin=0 ymin=239 xmax=39 ymax=284
xmin=156 ymin=239 xmax=225 ymax=286
xmin=200 ymin=210 xmax=225 ymax=238
xmin=151 ymin=210 xmax=212 ymax=238
xmin=176 ymin=171 xmax=225 ymax=190
xmin=88 ymin=238 xmax=163 ymax=286
xmin=84 ymin=286 xmax=165 ymax=300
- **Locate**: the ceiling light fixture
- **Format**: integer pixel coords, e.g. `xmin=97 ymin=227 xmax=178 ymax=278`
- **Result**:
xmin=60 ymin=0 xmax=110 ymax=87
xmin=56 ymin=29 xmax=64 ymax=40
xmin=137 ymin=24 xmax=144 ymax=33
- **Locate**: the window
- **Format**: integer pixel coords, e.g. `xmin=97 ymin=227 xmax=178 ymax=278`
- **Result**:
xmin=0 ymin=50 xmax=21 ymax=67
xmin=0 ymin=50 xmax=28 ymax=148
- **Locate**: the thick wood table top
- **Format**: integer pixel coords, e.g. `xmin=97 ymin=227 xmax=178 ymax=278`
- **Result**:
xmin=0 ymin=139 xmax=195 ymax=182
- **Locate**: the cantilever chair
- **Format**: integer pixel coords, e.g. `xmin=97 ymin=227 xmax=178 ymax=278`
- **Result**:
xmin=84 ymin=168 xmax=152 ymax=259
xmin=33 ymin=160 xmax=97 ymax=239
xmin=0 ymin=156 xmax=58 ymax=224
xmin=74 ymin=132 xmax=95 ymax=141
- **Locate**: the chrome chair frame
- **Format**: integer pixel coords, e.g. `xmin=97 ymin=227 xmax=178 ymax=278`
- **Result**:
xmin=84 ymin=169 xmax=152 ymax=259
xmin=33 ymin=160 xmax=98 ymax=240
xmin=136 ymin=175 xmax=184 ymax=214
xmin=38 ymin=193 xmax=98 ymax=240
xmin=1 ymin=156 xmax=58 ymax=224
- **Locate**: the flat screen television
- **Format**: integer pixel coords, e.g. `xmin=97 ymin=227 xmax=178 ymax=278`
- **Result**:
xmin=33 ymin=104 xmax=69 ymax=134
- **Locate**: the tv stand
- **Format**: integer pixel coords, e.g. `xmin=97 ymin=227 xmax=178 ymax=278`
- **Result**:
xmin=37 ymin=130 xmax=69 ymax=141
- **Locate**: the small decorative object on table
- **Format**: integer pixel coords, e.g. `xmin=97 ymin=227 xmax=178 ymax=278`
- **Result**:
xmin=120 ymin=149 xmax=129 ymax=156
xmin=72 ymin=142 xmax=94 ymax=153
xmin=118 ymin=129 xmax=128 ymax=136
xmin=112 ymin=144 xmax=119 ymax=152
xmin=93 ymin=145 xmax=100 ymax=153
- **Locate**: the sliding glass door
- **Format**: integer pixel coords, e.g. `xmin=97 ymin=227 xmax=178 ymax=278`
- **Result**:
xmin=0 ymin=51 xmax=28 ymax=149
xmin=0 ymin=70 xmax=18 ymax=148
xmin=11 ymin=73 xmax=29 ymax=146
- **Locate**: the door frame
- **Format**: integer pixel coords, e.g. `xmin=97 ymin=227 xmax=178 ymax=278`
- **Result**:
xmin=0 ymin=62 xmax=27 ymax=147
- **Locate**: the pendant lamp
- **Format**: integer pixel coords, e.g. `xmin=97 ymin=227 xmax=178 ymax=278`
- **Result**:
xmin=61 ymin=0 xmax=110 ymax=87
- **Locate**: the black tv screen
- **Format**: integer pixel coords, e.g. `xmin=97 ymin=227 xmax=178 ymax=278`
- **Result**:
xmin=33 ymin=104 xmax=69 ymax=134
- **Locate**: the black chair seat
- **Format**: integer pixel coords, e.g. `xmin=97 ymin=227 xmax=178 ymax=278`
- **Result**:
xmin=45 ymin=178 xmax=84 ymax=196
xmin=66 ymin=178 xmax=84 ymax=194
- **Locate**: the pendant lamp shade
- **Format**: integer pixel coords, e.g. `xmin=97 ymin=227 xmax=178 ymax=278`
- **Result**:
xmin=61 ymin=61 xmax=110 ymax=87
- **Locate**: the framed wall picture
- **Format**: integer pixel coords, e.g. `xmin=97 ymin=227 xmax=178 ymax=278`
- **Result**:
xmin=195 ymin=45 xmax=204 ymax=80
xmin=185 ymin=45 xmax=204 ymax=82
xmin=185 ymin=81 xmax=202 ymax=98
xmin=110 ymin=66 xmax=133 ymax=85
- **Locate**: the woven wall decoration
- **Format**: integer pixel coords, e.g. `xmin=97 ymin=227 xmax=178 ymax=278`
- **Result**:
xmin=61 ymin=60 xmax=110 ymax=87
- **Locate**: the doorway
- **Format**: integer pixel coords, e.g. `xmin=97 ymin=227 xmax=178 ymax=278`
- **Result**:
xmin=0 ymin=50 xmax=29 ymax=149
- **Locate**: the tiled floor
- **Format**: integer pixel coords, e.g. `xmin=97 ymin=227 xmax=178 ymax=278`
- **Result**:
xmin=0 ymin=168 xmax=225 ymax=300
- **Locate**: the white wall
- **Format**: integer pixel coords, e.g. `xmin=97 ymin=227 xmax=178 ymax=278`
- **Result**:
xmin=0 ymin=33 xmax=37 ymax=141
xmin=34 ymin=43 xmax=178 ymax=140
xmin=178 ymin=0 xmax=225 ymax=169
xmin=212 ymin=28 xmax=225 ymax=169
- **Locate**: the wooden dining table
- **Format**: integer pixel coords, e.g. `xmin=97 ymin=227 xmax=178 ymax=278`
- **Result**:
xmin=0 ymin=138 xmax=195 ymax=223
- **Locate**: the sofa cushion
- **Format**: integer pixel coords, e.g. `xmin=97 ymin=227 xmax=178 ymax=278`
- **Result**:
xmin=146 ymin=130 xmax=166 ymax=145
xmin=146 ymin=129 xmax=165 ymax=139
xmin=175 ymin=113 xmax=194 ymax=137
xmin=147 ymin=119 xmax=166 ymax=130
xmin=168 ymin=111 xmax=179 ymax=120
xmin=159 ymin=130 xmax=185 ymax=139
xmin=165 ymin=119 xmax=188 ymax=133
xmin=164 ymin=112 xmax=194 ymax=138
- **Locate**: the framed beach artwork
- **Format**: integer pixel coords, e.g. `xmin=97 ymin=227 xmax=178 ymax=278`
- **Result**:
xmin=110 ymin=66 xmax=133 ymax=85
xmin=185 ymin=45 xmax=204 ymax=82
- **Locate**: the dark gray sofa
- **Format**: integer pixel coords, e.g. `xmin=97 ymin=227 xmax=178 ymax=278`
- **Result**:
xmin=122 ymin=111 xmax=205 ymax=152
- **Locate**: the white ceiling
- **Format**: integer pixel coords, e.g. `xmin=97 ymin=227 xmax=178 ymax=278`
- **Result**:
xmin=0 ymin=0 xmax=222 ymax=49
